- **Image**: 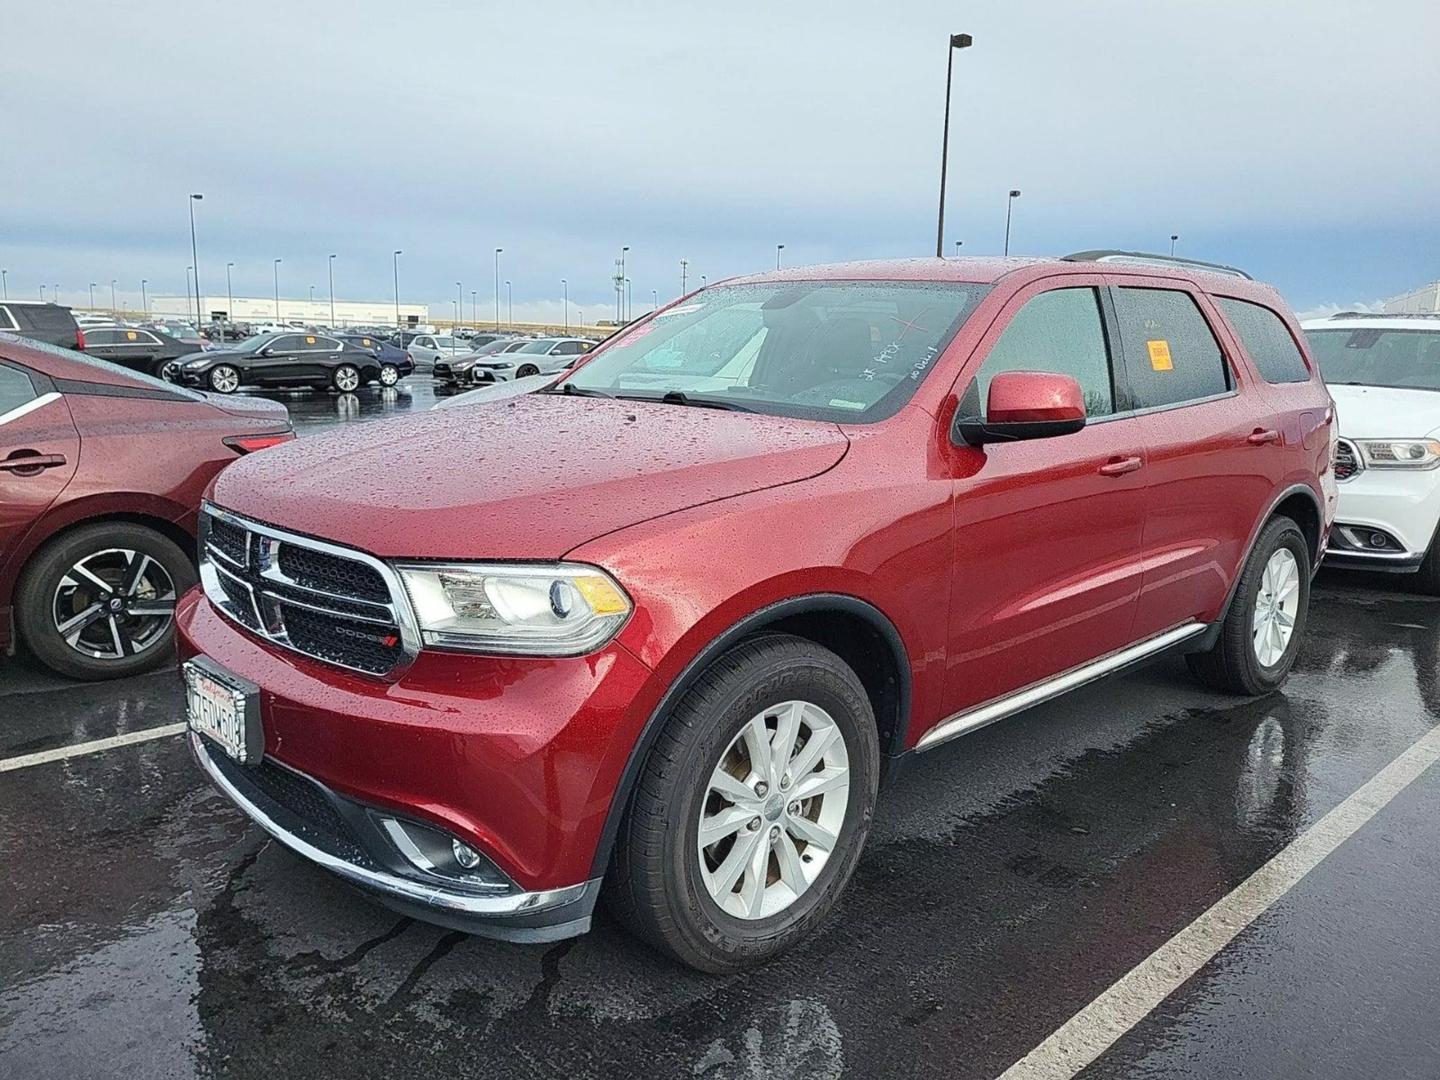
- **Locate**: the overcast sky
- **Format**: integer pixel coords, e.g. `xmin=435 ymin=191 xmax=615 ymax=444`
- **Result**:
xmin=2 ymin=0 xmax=1436 ymax=323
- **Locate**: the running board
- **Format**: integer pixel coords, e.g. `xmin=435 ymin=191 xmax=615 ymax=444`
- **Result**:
xmin=915 ymin=622 xmax=1206 ymax=752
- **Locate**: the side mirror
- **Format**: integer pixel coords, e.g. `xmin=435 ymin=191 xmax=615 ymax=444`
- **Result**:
xmin=953 ymin=370 xmax=1087 ymax=446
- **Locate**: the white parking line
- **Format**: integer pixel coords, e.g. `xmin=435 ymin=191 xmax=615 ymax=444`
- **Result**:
xmin=0 ymin=722 xmax=187 ymax=773
xmin=997 ymin=720 xmax=1440 ymax=1079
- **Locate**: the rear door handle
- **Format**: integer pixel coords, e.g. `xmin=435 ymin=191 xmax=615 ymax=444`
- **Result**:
xmin=1247 ymin=428 xmax=1281 ymax=445
xmin=0 ymin=453 xmax=67 ymax=472
xmin=1098 ymin=455 xmax=1143 ymax=477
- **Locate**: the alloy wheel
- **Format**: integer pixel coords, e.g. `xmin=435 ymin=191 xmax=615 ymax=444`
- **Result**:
xmin=334 ymin=365 xmax=360 ymax=392
xmin=378 ymin=364 xmax=399 ymax=386
xmin=1252 ymin=547 xmax=1300 ymax=667
xmin=209 ymin=365 xmax=239 ymax=393
xmin=51 ymin=548 xmax=178 ymax=660
xmin=697 ymin=700 xmax=851 ymax=920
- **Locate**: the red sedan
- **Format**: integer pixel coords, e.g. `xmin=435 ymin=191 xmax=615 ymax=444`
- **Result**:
xmin=0 ymin=334 xmax=292 ymax=680
xmin=179 ymin=253 xmax=1335 ymax=970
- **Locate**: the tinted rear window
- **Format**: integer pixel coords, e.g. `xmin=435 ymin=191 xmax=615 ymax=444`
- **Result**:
xmin=1113 ymin=288 xmax=1230 ymax=409
xmin=1217 ymin=298 xmax=1310 ymax=384
xmin=19 ymin=305 xmax=77 ymax=331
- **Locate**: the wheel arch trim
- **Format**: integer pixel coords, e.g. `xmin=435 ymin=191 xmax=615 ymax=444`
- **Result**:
xmin=588 ymin=592 xmax=911 ymax=878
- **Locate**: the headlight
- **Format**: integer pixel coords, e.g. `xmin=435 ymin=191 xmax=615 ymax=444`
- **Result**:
xmin=1355 ymin=439 xmax=1440 ymax=469
xmin=395 ymin=562 xmax=631 ymax=655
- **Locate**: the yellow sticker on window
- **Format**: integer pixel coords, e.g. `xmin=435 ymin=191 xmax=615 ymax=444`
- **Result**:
xmin=362 ymin=338 xmax=372 ymax=346
xmin=306 ymin=335 xmax=316 ymax=344
xmin=126 ymin=330 xmax=137 ymax=340
xmin=1147 ymin=339 xmax=1173 ymax=371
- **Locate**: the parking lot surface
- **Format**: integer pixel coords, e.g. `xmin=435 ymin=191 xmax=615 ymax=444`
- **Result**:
xmin=3 ymin=381 xmax=1438 ymax=1079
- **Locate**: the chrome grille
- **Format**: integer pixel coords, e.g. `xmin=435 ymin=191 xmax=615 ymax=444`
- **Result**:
xmin=198 ymin=505 xmax=416 ymax=677
xmin=1334 ymin=438 xmax=1361 ymax=482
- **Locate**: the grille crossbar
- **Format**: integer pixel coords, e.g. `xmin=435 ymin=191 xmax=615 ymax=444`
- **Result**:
xmin=199 ymin=505 xmax=416 ymax=677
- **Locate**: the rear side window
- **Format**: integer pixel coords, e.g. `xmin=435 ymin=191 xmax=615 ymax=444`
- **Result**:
xmin=1114 ymin=288 xmax=1229 ymax=409
xmin=976 ymin=288 xmax=1115 ymax=417
xmin=86 ymin=329 xmax=122 ymax=345
xmin=20 ymin=305 xmax=77 ymax=332
xmin=0 ymin=308 xmax=17 ymax=331
xmin=0 ymin=365 xmax=38 ymax=416
xmin=1217 ymin=298 xmax=1310 ymax=384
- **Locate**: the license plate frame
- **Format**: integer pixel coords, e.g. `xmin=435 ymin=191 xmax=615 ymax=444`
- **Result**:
xmin=184 ymin=657 xmax=263 ymax=764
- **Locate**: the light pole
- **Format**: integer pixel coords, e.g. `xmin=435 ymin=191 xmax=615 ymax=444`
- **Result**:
xmin=776 ymin=244 xmax=785 ymax=270
xmin=185 ymin=268 xmax=193 ymax=322
xmin=39 ymin=285 xmax=46 ymax=302
xmin=392 ymin=250 xmax=403 ymax=332
xmin=680 ymin=258 xmax=688 ymax=294
xmin=619 ymin=246 xmax=629 ymax=323
xmin=954 ymin=240 xmax=963 ymax=257
xmin=189 ymin=193 xmax=204 ymax=325
xmin=456 ymin=281 xmax=463 ymax=334
xmin=272 ymin=258 xmax=282 ymax=320
xmin=1170 ymin=234 xmax=1179 ymax=257
xmin=1003 ymin=189 xmax=1021 ymax=256
xmin=328 ymin=254 xmax=336 ymax=327
xmin=506 ymin=280 xmax=512 ymax=329
xmin=110 ymin=279 xmax=117 ymax=315
xmin=309 ymin=284 xmax=315 ymax=304
xmin=561 ymin=279 xmax=568 ymax=332
xmin=224 ymin=264 xmax=233 ymax=326
xmin=651 ymin=288 xmax=658 ymax=312
xmin=935 ymin=33 xmax=974 ymax=257
xmin=141 ymin=279 xmax=147 ymax=313
xmin=1 ymin=268 xmax=7 ymax=300
xmin=701 ymin=275 xmax=707 ymax=288
xmin=88 ymin=282 xmax=96 ymax=311
xmin=493 ymin=248 xmax=503 ymax=332
xmin=624 ymin=278 xmax=631 ymax=322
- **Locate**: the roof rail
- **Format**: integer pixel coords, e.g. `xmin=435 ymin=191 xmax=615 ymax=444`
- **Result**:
xmin=1060 ymin=249 xmax=1253 ymax=281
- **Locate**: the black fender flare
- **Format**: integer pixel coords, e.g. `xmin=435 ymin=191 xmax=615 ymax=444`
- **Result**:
xmin=589 ymin=592 xmax=911 ymax=878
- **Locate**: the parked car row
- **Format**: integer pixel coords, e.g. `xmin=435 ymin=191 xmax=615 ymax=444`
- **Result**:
xmin=162 ymin=332 xmax=410 ymax=393
xmin=431 ymin=335 xmax=596 ymax=385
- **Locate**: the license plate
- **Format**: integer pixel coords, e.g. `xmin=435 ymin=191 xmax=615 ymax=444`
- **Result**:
xmin=184 ymin=658 xmax=262 ymax=764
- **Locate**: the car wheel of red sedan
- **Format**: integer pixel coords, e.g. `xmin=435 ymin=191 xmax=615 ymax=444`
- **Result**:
xmin=607 ymin=634 xmax=879 ymax=973
xmin=16 ymin=522 xmax=197 ymax=681
xmin=208 ymin=365 xmax=240 ymax=394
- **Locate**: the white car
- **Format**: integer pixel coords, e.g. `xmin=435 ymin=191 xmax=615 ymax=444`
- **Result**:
xmin=468 ymin=336 xmax=595 ymax=383
xmin=406 ymin=333 xmax=470 ymax=372
xmin=1303 ymin=313 xmax=1440 ymax=591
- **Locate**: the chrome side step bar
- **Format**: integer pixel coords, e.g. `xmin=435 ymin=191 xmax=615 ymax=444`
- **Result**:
xmin=916 ymin=622 xmax=1206 ymax=752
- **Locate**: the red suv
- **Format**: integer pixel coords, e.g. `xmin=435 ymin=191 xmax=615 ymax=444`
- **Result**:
xmin=0 ymin=335 xmax=292 ymax=680
xmin=178 ymin=253 xmax=1336 ymax=971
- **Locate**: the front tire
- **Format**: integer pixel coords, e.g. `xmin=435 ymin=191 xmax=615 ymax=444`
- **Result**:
xmin=1187 ymin=516 xmax=1310 ymax=695
xmin=15 ymin=522 xmax=196 ymax=681
xmin=606 ymin=634 xmax=879 ymax=973
xmin=208 ymin=365 xmax=240 ymax=394
xmin=515 ymin=363 xmax=540 ymax=378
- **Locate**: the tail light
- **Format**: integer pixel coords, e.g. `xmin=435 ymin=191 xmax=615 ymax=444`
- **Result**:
xmin=224 ymin=431 xmax=295 ymax=455
xmin=75 ymin=328 xmax=87 ymax=350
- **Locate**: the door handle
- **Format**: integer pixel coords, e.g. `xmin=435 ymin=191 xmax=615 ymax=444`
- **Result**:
xmin=1247 ymin=428 xmax=1281 ymax=445
xmin=1098 ymin=455 xmax=1143 ymax=477
xmin=0 ymin=453 xmax=67 ymax=473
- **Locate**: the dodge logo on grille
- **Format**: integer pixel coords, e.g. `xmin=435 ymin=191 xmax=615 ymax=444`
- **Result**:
xmin=334 ymin=624 xmax=400 ymax=648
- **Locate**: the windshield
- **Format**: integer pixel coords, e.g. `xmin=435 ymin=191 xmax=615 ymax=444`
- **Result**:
xmin=563 ymin=282 xmax=989 ymax=422
xmin=1306 ymin=328 xmax=1440 ymax=391
xmin=518 ymin=339 xmax=558 ymax=354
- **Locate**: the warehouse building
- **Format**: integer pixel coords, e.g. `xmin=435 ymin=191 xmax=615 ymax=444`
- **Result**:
xmin=1382 ymin=281 xmax=1440 ymax=315
xmin=146 ymin=295 xmax=429 ymax=327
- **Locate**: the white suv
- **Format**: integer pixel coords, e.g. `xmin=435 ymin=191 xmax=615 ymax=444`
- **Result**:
xmin=1302 ymin=312 xmax=1440 ymax=590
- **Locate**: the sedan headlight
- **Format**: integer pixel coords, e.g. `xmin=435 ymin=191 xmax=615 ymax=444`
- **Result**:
xmin=395 ymin=562 xmax=631 ymax=655
xmin=1355 ymin=439 xmax=1440 ymax=469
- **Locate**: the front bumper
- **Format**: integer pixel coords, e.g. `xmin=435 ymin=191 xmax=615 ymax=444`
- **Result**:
xmin=191 ymin=731 xmax=600 ymax=941
xmin=177 ymin=589 xmax=656 ymax=935
xmin=1324 ymin=463 xmax=1440 ymax=572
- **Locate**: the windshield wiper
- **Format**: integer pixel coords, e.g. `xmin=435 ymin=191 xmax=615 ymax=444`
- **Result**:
xmin=542 ymin=382 xmax=614 ymax=398
xmin=616 ymin=390 xmax=755 ymax=412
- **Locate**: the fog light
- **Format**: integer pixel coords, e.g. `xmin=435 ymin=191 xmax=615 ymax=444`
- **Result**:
xmin=1370 ymin=532 xmax=1390 ymax=549
xmin=452 ymin=839 xmax=482 ymax=869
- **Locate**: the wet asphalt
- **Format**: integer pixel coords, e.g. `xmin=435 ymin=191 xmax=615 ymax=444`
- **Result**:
xmin=3 ymin=379 xmax=1439 ymax=1079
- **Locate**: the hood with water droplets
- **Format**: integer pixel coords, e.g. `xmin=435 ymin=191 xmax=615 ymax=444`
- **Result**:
xmin=211 ymin=394 xmax=849 ymax=560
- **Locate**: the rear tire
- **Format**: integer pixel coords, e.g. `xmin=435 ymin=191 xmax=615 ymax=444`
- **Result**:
xmin=1186 ymin=516 xmax=1310 ymax=695
xmin=605 ymin=634 xmax=879 ymax=973
xmin=378 ymin=363 xmax=400 ymax=387
xmin=332 ymin=364 xmax=361 ymax=392
xmin=16 ymin=522 xmax=195 ymax=681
